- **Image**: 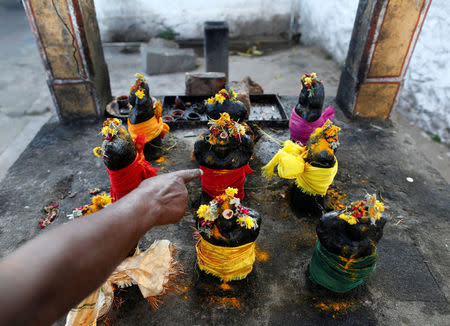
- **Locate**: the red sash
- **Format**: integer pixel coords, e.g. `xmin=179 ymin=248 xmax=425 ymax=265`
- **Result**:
xmin=107 ymin=137 xmax=158 ymax=202
xmin=200 ymin=164 xmax=254 ymax=200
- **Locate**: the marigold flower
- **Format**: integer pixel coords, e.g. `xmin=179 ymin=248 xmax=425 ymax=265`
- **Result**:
xmin=154 ymin=101 xmax=163 ymax=118
xmin=135 ymin=89 xmax=145 ymax=100
xmin=215 ymin=112 xmax=231 ymax=126
xmin=375 ymin=200 xmax=384 ymax=212
xmin=94 ymin=194 xmax=111 ymax=206
xmin=225 ymin=187 xmax=238 ymax=198
xmin=101 ymin=126 xmax=109 ymax=136
xmin=207 ymin=97 xmax=215 ymax=104
xmin=236 ymin=215 xmax=255 ymax=229
xmin=215 ymin=93 xmax=226 ymax=104
xmin=338 ymin=213 xmax=358 ymax=225
xmin=197 ymin=204 xmax=210 ymax=219
xmin=93 ymin=147 xmax=103 ymax=158
xmin=208 ymin=137 xmax=218 ymax=145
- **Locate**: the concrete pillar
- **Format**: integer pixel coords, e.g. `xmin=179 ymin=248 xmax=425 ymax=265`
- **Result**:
xmin=336 ymin=0 xmax=432 ymax=119
xmin=22 ymin=0 xmax=111 ymax=121
xmin=204 ymin=21 xmax=229 ymax=82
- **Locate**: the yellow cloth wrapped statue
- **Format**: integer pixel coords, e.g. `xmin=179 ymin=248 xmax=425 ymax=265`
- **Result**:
xmin=262 ymin=140 xmax=338 ymax=196
xmin=263 ymin=120 xmax=340 ymax=215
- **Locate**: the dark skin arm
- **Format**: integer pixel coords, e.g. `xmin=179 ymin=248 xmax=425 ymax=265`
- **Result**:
xmin=0 ymin=169 xmax=202 ymax=326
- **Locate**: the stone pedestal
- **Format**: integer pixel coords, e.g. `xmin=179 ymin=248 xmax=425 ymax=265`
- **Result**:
xmin=23 ymin=0 xmax=112 ymax=121
xmin=185 ymin=72 xmax=226 ymax=96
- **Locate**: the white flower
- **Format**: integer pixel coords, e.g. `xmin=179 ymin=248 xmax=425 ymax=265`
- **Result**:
xmin=252 ymin=218 xmax=259 ymax=229
xmin=67 ymin=208 xmax=83 ymax=220
xmin=330 ymin=140 xmax=339 ymax=150
xmin=230 ymin=197 xmax=241 ymax=207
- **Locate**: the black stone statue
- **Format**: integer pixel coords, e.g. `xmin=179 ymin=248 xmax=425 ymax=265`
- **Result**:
xmin=317 ymin=209 xmax=386 ymax=259
xmin=193 ymin=113 xmax=254 ymax=204
xmin=295 ymin=75 xmax=325 ymax=122
xmin=195 ymin=188 xmax=261 ymax=283
xmin=206 ymin=89 xmax=248 ymax=122
xmin=127 ymin=74 xmax=168 ymax=161
xmin=291 ymin=121 xmax=340 ymax=217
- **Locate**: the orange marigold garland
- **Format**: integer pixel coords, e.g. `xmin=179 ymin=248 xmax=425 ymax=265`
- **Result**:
xmin=67 ymin=194 xmax=112 ymax=220
xmin=93 ymin=118 xmax=128 ymax=158
xmin=129 ymin=73 xmax=147 ymax=96
xmin=337 ymin=194 xmax=385 ymax=225
xmin=309 ymin=119 xmax=341 ymax=151
xmin=207 ymin=89 xmax=239 ymax=105
xmin=206 ymin=112 xmax=246 ymax=146
xmin=197 ymin=187 xmax=258 ymax=236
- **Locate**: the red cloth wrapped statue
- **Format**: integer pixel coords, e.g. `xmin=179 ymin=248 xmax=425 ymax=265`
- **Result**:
xmin=93 ymin=119 xmax=158 ymax=202
xmin=194 ymin=112 xmax=254 ymax=203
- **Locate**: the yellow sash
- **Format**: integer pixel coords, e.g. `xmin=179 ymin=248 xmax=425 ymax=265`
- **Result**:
xmin=128 ymin=116 xmax=170 ymax=143
xmin=196 ymin=237 xmax=255 ymax=282
xmin=262 ymin=140 xmax=338 ymax=196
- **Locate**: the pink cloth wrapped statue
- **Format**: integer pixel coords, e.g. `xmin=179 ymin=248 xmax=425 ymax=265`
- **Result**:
xmin=289 ymin=72 xmax=335 ymax=145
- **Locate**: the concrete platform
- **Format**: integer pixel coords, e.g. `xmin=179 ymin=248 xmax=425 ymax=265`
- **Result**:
xmin=0 ymin=97 xmax=448 ymax=325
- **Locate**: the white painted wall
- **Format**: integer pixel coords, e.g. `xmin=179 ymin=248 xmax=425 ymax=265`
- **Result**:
xmin=298 ymin=0 xmax=358 ymax=64
xmin=397 ymin=0 xmax=450 ymax=144
xmin=298 ymin=0 xmax=450 ymax=143
xmin=93 ymin=0 xmax=291 ymax=42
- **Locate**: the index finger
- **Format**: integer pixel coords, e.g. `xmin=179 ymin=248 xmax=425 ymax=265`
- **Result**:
xmin=171 ymin=169 xmax=203 ymax=184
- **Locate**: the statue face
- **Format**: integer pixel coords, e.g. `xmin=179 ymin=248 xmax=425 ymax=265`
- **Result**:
xmin=210 ymin=134 xmax=243 ymax=151
xmin=206 ymin=101 xmax=248 ymax=122
xmin=299 ymin=82 xmax=325 ymax=110
xmin=102 ymin=135 xmax=137 ymax=171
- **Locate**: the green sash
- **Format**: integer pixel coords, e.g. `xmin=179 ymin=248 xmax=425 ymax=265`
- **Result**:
xmin=309 ymin=239 xmax=377 ymax=293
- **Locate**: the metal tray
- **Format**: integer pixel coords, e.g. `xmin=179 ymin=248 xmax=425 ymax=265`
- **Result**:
xmin=161 ymin=94 xmax=288 ymax=129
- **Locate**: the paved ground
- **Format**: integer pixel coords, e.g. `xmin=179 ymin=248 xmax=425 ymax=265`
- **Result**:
xmin=0 ymin=5 xmax=449 ymax=326
xmin=0 ymin=97 xmax=448 ymax=325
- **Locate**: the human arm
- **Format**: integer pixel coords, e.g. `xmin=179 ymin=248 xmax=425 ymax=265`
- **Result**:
xmin=0 ymin=169 xmax=202 ymax=326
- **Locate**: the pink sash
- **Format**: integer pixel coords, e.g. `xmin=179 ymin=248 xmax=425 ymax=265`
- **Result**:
xmin=289 ymin=106 xmax=335 ymax=145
